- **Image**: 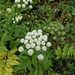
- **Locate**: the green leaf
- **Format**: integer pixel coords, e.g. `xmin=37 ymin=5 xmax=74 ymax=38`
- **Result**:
xmin=32 ymin=55 xmax=38 ymax=69
xmin=8 ymin=47 xmax=17 ymax=55
xmin=0 ymin=45 xmax=8 ymax=59
xmin=65 ymin=23 xmax=70 ymax=32
xmin=1 ymin=30 xmax=13 ymax=42
xmin=33 ymin=70 xmax=38 ymax=75
xmin=68 ymin=34 xmax=75 ymax=41
xmin=39 ymin=67 xmax=43 ymax=75
xmin=71 ymin=25 xmax=75 ymax=34
xmin=62 ymin=46 xmax=68 ymax=58
xmin=50 ymin=73 xmax=60 ymax=75
xmin=55 ymin=46 xmax=62 ymax=59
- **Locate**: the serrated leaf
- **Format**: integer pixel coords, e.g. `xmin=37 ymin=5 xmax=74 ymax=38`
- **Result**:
xmin=39 ymin=67 xmax=43 ymax=75
xmin=32 ymin=55 xmax=38 ymax=69
xmin=55 ymin=46 xmax=62 ymax=59
xmin=0 ymin=45 xmax=8 ymax=59
xmin=13 ymin=63 xmax=25 ymax=72
xmin=71 ymin=25 xmax=75 ymax=34
xmin=65 ymin=23 xmax=70 ymax=32
xmin=5 ymin=66 xmax=13 ymax=72
xmin=33 ymin=70 xmax=38 ymax=75
xmin=7 ymin=59 xmax=20 ymax=66
xmin=8 ymin=48 xmax=17 ymax=55
xmin=8 ymin=54 xmax=19 ymax=60
xmin=62 ymin=46 xmax=68 ymax=58
xmin=50 ymin=73 xmax=60 ymax=75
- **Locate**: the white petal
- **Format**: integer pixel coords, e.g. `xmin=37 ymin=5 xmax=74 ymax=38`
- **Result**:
xmin=38 ymin=54 xmax=44 ymax=60
xmin=28 ymin=49 xmax=34 ymax=56
xmin=35 ymin=46 xmax=40 ymax=51
xmin=47 ymin=42 xmax=51 ymax=47
xmin=42 ymin=46 xmax=47 ymax=51
xmin=26 ymin=44 xmax=31 ymax=49
xmin=18 ymin=46 xmax=24 ymax=52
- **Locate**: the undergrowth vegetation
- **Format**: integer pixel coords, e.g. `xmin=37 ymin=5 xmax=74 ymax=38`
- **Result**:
xmin=0 ymin=0 xmax=75 ymax=75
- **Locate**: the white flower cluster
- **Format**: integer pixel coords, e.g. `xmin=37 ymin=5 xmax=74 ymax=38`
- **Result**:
xmin=18 ymin=29 xmax=51 ymax=60
xmin=12 ymin=14 xmax=23 ymax=23
xmin=15 ymin=0 xmax=33 ymax=9
xmin=6 ymin=8 xmax=12 ymax=13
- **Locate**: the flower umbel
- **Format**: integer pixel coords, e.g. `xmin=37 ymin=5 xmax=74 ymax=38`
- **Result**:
xmin=19 ymin=29 xmax=52 ymax=60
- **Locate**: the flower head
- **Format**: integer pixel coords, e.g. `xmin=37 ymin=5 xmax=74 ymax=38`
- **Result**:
xmin=38 ymin=54 xmax=44 ymax=60
xmin=29 ymin=5 xmax=33 ymax=9
xmin=28 ymin=49 xmax=34 ymax=56
xmin=17 ymin=4 xmax=21 ymax=8
xmin=20 ymin=38 xmax=24 ymax=43
xmin=26 ymin=44 xmax=31 ymax=49
xmin=18 ymin=46 xmax=24 ymax=52
xmin=15 ymin=0 xmax=20 ymax=3
xmin=35 ymin=46 xmax=40 ymax=51
xmin=42 ymin=46 xmax=47 ymax=51
xmin=6 ymin=8 xmax=12 ymax=13
xmin=30 ymin=43 xmax=36 ymax=48
xmin=47 ymin=42 xmax=51 ymax=47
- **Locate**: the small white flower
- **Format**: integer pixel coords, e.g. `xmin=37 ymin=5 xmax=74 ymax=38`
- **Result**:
xmin=13 ymin=21 xmax=15 ymax=24
xmin=38 ymin=37 xmax=42 ymax=41
xmin=32 ymin=35 xmax=36 ymax=38
xmin=30 ymin=43 xmax=36 ymax=48
xmin=28 ymin=49 xmax=34 ymax=56
xmin=41 ymin=41 xmax=45 ymax=45
xmin=29 ymin=5 xmax=33 ymax=9
xmin=34 ymin=38 xmax=37 ymax=42
xmin=42 ymin=46 xmax=47 ymax=51
xmin=39 ymin=35 xmax=43 ymax=39
xmin=20 ymin=38 xmax=24 ymax=43
xmin=26 ymin=44 xmax=31 ymax=49
xmin=38 ymin=29 xmax=42 ymax=33
xmin=12 ymin=18 xmax=14 ymax=20
xmin=35 ymin=46 xmax=40 ymax=51
xmin=25 ymin=35 xmax=28 ymax=39
xmin=35 ymin=32 xmax=39 ymax=36
xmin=27 ymin=32 xmax=31 ymax=36
xmin=24 ymin=1 xmax=28 ymax=5
xmin=38 ymin=32 xmax=42 ymax=36
xmin=47 ymin=42 xmax=51 ymax=47
xmin=23 ymin=0 xmax=25 ymax=2
xmin=15 ymin=0 xmax=20 ymax=3
xmin=25 ymin=36 xmax=31 ymax=40
xmin=43 ymin=35 xmax=48 ymax=41
xmin=29 ymin=0 xmax=33 ymax=3
xmin=30 ymin=39 xmax=34 ymax=43
xmin=18 ymin=46 xmax=24 ymax=52
xmin=31 ymin=32 xmax=34 ymax=35
xmin=32 ymin=30 xmax=37 ymax=34
xmin=38 ymin=54 xmax=44 ymax=60
xmin=24 ymin=40 xmax=28 ymax=44
xmin=6 ymin=8 xmax=12 ymax=13
xmin=17 ymin=4 xmax=21 ymax=8
xmin=22 ymin=4 xmax=26 ymax=8
xmin=36 ymin=41 xmax=41 ymax=45
xmin=28 ymin=36 xmax=32 ymax=40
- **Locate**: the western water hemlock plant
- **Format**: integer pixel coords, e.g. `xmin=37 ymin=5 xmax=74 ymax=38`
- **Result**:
xmin=14 ymin=29 xmax=54 ymax=75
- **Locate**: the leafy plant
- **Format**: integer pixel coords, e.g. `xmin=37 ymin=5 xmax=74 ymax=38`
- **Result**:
xmin=0 ymin=45 xmax=19 ymax=75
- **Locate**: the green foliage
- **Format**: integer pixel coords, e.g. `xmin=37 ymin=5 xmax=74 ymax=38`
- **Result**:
xmin=0 ymin=45 xmax=19 ymax=75
xmin=0 ymin=0 xmax=75 ymax=75
xmin=55 ymin=46 xmax=75 ymax=59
